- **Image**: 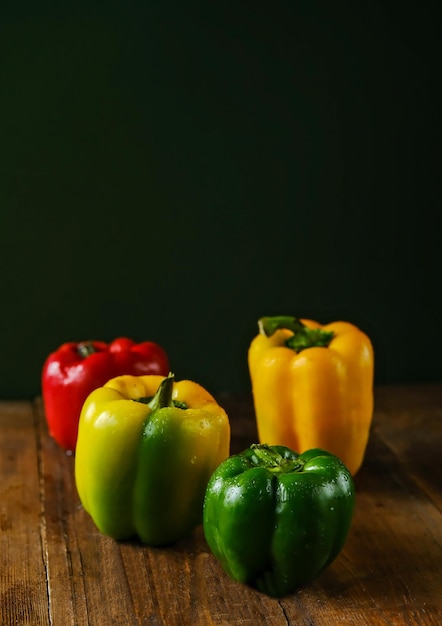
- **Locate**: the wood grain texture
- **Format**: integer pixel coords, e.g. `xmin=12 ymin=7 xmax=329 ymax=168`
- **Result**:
xmin=1 ymin=384 xmax=441 ymax=625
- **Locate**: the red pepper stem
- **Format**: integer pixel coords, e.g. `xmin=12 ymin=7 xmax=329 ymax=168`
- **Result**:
xmin=147 ymin=373 xmax=175 ymax=412
xmin=77 ymin=341 xmax=96 ymax=358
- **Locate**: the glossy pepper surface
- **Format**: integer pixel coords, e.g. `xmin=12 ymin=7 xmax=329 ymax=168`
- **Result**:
xmin=75 ymin=373 xmax=230 ymax=546
xmin=203 ymin=444 xmax=355 ymax=597
xmin=248 ymin=316 xmax=374 ymax=475
xmin=42 ymin=337 xmax=169 ymax=451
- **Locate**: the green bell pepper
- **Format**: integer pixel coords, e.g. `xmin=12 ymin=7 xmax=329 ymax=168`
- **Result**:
xmin=203 ymin=444 xmax=355 ymax=597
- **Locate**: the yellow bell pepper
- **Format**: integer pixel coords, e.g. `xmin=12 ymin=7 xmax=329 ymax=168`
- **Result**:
xmin=248 ymin=316 xmax=374 ymax=475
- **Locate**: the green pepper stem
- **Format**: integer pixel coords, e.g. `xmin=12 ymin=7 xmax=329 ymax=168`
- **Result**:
xmin=258 ymin=315 xmax=334 ymax=353
xmin=258 ymin=316 xmax=305 ymax=337
xmin=250 ymin=444 xmax=303 ymax=473
xmin=147 ymin=372 xmax=175 ymax=412
xmin=77 ymin=341 xmax=96 ymax=358
xmin=250 ymin=444 xmax=286 ymax=468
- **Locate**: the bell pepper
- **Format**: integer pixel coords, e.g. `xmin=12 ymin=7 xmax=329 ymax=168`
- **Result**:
xmin=75 ymin=372 xmax=230 ymax=546
xmin=42 ymin=336 xmax=169 ymax=451
xmin=248 ymin=316 xmax=374 ymax=475
xmin=203 ymin=444 xmax=355 ymax=597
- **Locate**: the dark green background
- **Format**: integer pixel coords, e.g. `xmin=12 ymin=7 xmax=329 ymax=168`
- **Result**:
xmin=1 ymin=1 xmax=440 ymax=398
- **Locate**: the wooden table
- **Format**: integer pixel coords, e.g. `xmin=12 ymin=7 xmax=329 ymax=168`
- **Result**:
xmin=1 ymin=384 xmax=441 ymax=625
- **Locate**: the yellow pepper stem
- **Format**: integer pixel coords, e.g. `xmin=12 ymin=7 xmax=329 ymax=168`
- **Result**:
xmin=258 ymin=316 xmax=334 ymax=353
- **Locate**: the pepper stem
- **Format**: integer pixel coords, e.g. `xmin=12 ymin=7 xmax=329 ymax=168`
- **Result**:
xmin=77 ymin=341 xmax=96 ymax=358
xmin=250 ymin=443 xmax=286 ymax=468
xmin=258 ymin=315 xmax=334 ymax=353
xmin=147 ymin=372 xmax=175 ymax=412
xmin=258 ymin=316 xmax=305 ymax=337
xmin=250 ymin=444 xmax=303 ymax=473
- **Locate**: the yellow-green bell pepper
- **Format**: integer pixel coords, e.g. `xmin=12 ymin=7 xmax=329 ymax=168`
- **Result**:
xmin=75 ymin=373 xmax=230 ymax=545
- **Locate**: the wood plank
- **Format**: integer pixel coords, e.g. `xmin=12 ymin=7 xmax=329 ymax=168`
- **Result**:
xmin=374 ymin=383 xmax=442 ymax=510
xmin=1 ymin=386 xmax=442 ymax=625
xmin=226 ymin=391 xmax=442 ymax=625
xmin=0 ymin=401 xmax=49 ymax=626
xmin=35 ymin=397 xmax=140 ymax=624
xmin=34 ymin=396 xmax=292 ymax=625
xmin=280 ymin=431 xmax=442 ymax=625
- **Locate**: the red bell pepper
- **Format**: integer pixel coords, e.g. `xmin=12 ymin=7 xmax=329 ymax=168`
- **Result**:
xmin=42 ymin=337 xmax=169 ymax=451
